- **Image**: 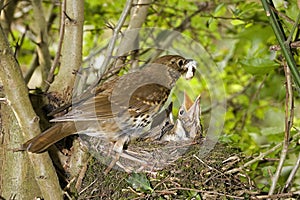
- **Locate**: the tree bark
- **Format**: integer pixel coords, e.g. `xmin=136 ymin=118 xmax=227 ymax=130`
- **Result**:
xmin=0 ymin=101 xmax=41 ymax=199
xmin=0 ymin=24 xmax=63 ymax=200
xmin=49 ymin=0 xmax=84 ymax=96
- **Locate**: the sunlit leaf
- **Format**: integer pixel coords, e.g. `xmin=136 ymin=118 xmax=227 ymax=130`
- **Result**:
xmin=240 ymin=58 xmax=280 ymax=74
xmin=231 ymin=19 xmax=246 ymax=26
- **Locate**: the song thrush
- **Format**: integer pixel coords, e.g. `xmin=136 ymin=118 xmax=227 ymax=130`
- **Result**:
xmin=21 ymin=55 xmax=197 ymax=157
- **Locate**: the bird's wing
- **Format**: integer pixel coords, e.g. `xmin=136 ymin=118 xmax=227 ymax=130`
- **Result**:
xmin=51 ymin=94 xmax=115 ymax=122
xmin=52 ymin=62 xmax=173 ymax=122
xmin=127 ymin=84 xmax=170 ymax=116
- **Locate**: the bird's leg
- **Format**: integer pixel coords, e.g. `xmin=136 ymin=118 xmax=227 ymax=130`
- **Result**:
xmin=104 ymin=153 xmax=120 ymax=174
xmin=115 ymin=161 xmax=133 ymax=173
xmin=104 ymin=135 xmax=129 ymax=174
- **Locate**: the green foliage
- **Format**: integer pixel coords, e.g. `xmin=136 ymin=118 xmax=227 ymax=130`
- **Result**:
xmin=83 ymin=0 xmax=127 ymax=57
xmin=240 ymin=58 xmax=280 ymax=74
xmin=126 ymin=173 xmax=153 ymax=193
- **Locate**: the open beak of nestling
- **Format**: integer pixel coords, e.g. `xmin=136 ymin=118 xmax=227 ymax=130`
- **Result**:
xmin=183 ymin=59 xmax=197 ymax=80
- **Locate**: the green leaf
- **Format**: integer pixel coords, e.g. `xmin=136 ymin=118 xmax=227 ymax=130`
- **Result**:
xmin=240 ymin=58 xmax=280 ymax=74
xmin=231 ymin=19 xmax=246 ymax=26
xmin=126 ymin=173 xmax=153 ymax=193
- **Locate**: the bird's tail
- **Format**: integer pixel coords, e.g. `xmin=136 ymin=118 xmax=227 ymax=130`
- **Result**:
xmin=21 ymin=121 xmax=76 ymax=153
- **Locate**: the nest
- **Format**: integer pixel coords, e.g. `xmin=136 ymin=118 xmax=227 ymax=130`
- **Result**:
xmin=81 ymin=133 xmax=202 ymax=173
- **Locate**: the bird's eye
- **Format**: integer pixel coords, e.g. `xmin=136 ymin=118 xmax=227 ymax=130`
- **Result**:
xmin=177 ymin=59 xmax=184 ymax=68
xmin=179 ymin=109 xmax=185 ymax=116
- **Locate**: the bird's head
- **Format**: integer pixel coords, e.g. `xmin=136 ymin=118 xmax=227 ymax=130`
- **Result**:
xmin=153 ymin=55 xmax=197 ymax=80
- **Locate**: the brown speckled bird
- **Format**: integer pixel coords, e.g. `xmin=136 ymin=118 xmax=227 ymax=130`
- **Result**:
xmin=21 ymin=55 xmax=197 ymax=158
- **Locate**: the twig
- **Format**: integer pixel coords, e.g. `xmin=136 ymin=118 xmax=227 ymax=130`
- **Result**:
xmin=78 ymin=178 xmax=98 ymax=195
xmin=0 ymin=98 xmax=7 ymax=102
xmin=95 ymin=0 xmax=133 ymax=84
xmin=253 ymin=190 xmax=300 ymax=199
xmin=193 ymin=154 xmax=217 ymax=172
xmin=82 ymin=45 xmax=108 ymax=64
xmin=282 ymin=152 xmax=300 ymax=192
xmin=269 ymin=4 xmax=299 ymax=28
xmin=75 ymin=155 xmax=92 ymax=191
xmin=64 ymin=176 xmax=76 ymax=191
xmin=162 ymin=187 xmax=245 ymax=199
xmin=269 ymin=61 xmax=293 ymax=195
xmin=270 ymin=40 xmax=300 ymax=51
xmin=45 ymin=0 xmax=66 ymax=91
xmin=31 ymin=0 xmax=52 ymax=89
xmin=225 ymin=131 xmax=300 ymax=174
xmin=63 ymin=191 xmax=73 ymax=200
xmin=24 ymin=4 xmax=57 ymax=85
xmin=73 ymin=0 xmax=133 ymax=104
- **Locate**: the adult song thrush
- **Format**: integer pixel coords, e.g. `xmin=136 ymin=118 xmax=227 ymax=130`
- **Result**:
xmin=21 ymin=55 xmax=197 ymax=156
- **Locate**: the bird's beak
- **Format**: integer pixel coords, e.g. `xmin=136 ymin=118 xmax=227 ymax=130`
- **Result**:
xmin=184 ymin=60 xmax=197 ymax=80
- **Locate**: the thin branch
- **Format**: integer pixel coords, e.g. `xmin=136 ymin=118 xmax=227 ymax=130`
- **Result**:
xmin=270 ymin=40 xmax=300 ymax=51
xmin=162 ymin=187 xmax=245 ymax=199
xmin=282 ymin=152 xmax=300 ymax=192
xmin=78 ymin=178 xmax=98 ymax=195
xmin=193 ymin=154 xmax=221 ymax=172
xmin=24 ymin=4 xmax=57 ymax=85
xmin=31 ymin=0 xmax=52 ymax=89
xmin=269 ymin=4 xmax=299 ymax=28
xmin=225 ymin=131 xmax=300 ymax=174
xmin=252 ymin=191 xmax=300 ymax=199
xmin=114 ymin=0 xmax=152 ymax=69
xmin=95 ymin=0 xmax=134 ymax=84
xmin=45 ymin=0 xmax=66 ymax=91
xmin=269 ymin=62 xmax=293 ymax=195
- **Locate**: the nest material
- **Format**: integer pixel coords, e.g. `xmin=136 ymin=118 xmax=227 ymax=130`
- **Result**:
xmin=81 ymin=134 xmax=202 ymax=173
xmin=77 ymin=142 xmax=259 ymax=200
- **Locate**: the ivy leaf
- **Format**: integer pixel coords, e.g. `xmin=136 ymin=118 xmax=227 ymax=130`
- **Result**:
xmin=126 ymin=173 xmax=154 ymax=193
xmin=240 ymin=58 xmax=280 ymax=74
